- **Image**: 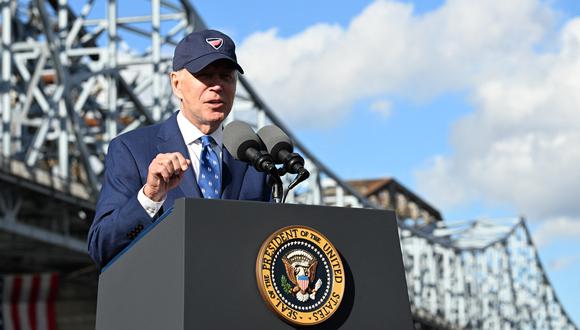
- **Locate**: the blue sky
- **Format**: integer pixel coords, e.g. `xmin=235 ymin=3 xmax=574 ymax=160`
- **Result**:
xmin=193 ymin=0 xmax=580 ymax=324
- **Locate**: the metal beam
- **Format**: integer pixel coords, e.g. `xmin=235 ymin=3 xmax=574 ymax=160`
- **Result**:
xmin=0 ymin=219 xmax=86 ymax=253
xmin=1 ymin=0 xmax=12 ymax=158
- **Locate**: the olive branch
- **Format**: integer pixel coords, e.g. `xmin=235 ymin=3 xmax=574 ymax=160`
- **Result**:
xmin=281 ymin=275 xmax=293 ymax=294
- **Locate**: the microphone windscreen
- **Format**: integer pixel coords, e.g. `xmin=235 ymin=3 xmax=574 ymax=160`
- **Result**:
xmin=256 ymin=125 xmax=293 ymax=163
xmin=223 ymin=121 xmax=261 ymax=161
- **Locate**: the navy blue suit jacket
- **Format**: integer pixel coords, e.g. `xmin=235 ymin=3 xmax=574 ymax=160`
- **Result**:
xmin=88 ymin=112 xmax=270 ymax=268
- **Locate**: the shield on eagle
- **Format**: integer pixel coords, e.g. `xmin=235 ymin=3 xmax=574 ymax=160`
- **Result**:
xmin=297 ymin=275 xmax=309 ymax=291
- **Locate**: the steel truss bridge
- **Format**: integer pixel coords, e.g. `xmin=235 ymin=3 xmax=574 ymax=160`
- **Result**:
xmin=0 ymin=0 xmax=576 ymax=329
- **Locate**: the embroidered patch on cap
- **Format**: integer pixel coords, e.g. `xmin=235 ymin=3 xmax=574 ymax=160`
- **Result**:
xmin=206 ymin=37 xmax=224 ymax=50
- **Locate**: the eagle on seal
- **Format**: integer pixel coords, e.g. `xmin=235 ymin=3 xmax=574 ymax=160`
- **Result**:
xmin=282 ymin=249 xmax=323 ymax=302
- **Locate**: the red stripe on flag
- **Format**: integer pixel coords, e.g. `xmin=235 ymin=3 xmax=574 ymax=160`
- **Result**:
xmin=10 ymin=276 xmax=22 ymax=330
xmin=28 ymin=275 xmax=41 ymax=330
xmin=46 ymin=273 xmax=58 ymax=330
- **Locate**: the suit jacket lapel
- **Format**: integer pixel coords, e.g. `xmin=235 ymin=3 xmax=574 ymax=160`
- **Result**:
xmin=156 ymin=112 xmax=248 ymax=201
xmin=221 ymin=148 xmax=248 ymax=200
xmin=156 ymin=112 xmax=202 ymax=201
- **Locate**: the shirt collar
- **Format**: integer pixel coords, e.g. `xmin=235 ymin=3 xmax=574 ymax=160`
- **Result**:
xmin=176 ymin=111 xmax=223 ymax=148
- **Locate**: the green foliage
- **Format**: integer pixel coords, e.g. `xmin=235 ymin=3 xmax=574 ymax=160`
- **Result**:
xmin=281 ymin=275 xmax=293 ymax=294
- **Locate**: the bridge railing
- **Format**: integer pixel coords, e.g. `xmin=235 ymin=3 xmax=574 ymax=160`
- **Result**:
xmin=400 ymin=218 xmax=577 ymax=329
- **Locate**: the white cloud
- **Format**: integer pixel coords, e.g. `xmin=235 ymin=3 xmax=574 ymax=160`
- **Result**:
xmin=237 ymin=0 xmax=580 ymax=232
xmin=417 ymin=18 xmax=580 ymax=222
xmin=533 ymin=217 xmax=580 ymax=248
xmin=237 ymin=0 xmax=554 ymax=127
xmin=370 ymin=99 xmax=393 ymax=119
xmin=549 ymin=254 xmax=580 ymax=272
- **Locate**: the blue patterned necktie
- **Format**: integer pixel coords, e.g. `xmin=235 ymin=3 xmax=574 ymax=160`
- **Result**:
xmin=198 ymin=135 xmax=221 ymax=199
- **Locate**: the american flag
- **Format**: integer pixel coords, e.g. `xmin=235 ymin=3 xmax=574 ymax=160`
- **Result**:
xmin=0 ymin=273 xmax=58 ymax=330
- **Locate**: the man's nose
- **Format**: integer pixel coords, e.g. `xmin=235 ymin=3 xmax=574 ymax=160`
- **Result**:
xmin=207 ymin=77 xmax=224 ymax=91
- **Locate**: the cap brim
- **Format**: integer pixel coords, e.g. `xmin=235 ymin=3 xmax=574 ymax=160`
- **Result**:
xmin=183 ymin=53 xmax=244 ymax=74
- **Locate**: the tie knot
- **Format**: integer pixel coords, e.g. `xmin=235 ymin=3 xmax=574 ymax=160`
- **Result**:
xmin=200 ymin=135 xmax=214 ymax=148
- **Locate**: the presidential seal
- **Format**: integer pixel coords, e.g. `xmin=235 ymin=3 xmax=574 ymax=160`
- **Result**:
xmin=256 ymin=225 xmax=345 ymax=326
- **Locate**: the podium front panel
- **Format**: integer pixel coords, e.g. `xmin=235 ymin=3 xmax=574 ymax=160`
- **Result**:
xmin=183 ymin=199 xmax=412 ymax=329
xmin=97 ymin=199 xmax=413 ymax=329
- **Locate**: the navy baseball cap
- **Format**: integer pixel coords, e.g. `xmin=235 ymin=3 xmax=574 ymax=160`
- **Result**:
xmin=172 ymin=29 xmax=244 ymax=74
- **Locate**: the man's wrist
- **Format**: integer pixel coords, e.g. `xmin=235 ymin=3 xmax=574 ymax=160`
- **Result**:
xmin=143 ymin=184 xmax=165 ymax=202
xmin=138 ymin=186 xmax=165 ymax=218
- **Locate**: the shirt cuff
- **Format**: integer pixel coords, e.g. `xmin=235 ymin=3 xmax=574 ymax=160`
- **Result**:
xmin=137 ymin=186 xmax=165 ymax=218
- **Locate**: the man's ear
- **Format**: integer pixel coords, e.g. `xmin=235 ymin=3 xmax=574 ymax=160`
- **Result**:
xmin=170 ymin=71 xmax=183 ymax=100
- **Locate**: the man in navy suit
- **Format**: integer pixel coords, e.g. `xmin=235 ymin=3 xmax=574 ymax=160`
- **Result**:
xmin=88 ymin=29 xmax=270 ymax=268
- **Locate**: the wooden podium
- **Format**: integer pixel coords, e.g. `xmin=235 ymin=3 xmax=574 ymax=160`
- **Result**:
xmin=96 ymin=199 xmax=412 ymax=329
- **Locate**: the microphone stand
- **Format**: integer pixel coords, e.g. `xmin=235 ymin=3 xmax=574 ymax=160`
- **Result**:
xmin=282 ymin=168 xmax=309 ymax=203
xmin=265 ymin=165 xmax=284 ymax=203
xmin=274 ymin=159 xmax=310 ymax=204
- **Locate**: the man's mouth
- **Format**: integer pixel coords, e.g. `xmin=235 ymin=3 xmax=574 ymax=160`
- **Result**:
xmin=205 ymin=100 xmax=225 ymax=109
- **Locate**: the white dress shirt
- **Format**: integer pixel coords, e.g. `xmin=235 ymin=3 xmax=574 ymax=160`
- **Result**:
xmin=138 ymin=111 xmax=223 ymax=218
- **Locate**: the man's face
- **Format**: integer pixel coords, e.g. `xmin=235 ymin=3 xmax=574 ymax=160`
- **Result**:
xmin=171 ymin=60 xmax=237 ymax=134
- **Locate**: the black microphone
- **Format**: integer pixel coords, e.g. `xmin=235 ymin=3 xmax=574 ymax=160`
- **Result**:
xmin=223 ymin=121 xmax=284 ymax=203
xmin=256 ymin=125 xmax=309 ymax=178
xmin=223 ymin=121 xmax=276 ymax=173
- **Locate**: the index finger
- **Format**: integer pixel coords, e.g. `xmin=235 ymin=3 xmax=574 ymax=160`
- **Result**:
xmin=173 ymin=152 xmax=190 ymax=171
